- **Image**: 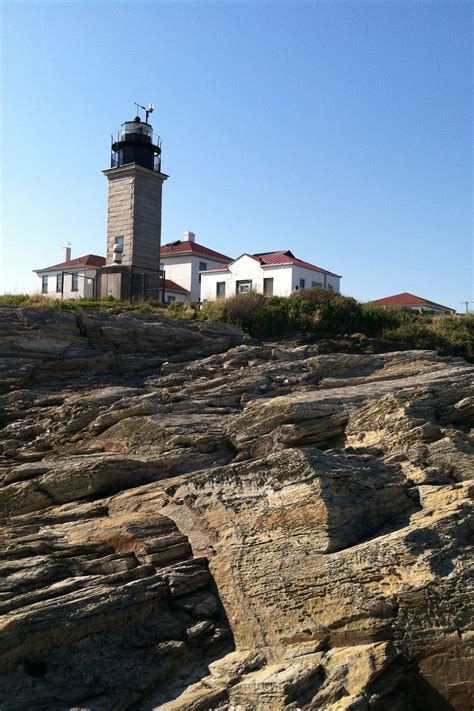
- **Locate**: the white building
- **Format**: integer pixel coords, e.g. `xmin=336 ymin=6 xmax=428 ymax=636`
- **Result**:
xmin=160 ymin=232 xmax=232 ymax=302
xmin=200 ymin=250 xmax=341 ymax=301
xmin=33 ymin=247 xmax=191 ymax=303
xmin=33 ymin=248 xmax=106 ymax=299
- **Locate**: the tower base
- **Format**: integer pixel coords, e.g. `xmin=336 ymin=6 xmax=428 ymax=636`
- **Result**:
xmin=95 ymin=266 xmax=164 ymax=302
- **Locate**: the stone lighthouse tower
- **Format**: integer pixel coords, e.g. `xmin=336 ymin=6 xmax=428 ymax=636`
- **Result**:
xmin=97 ymin=105 xmax=168 ymax=299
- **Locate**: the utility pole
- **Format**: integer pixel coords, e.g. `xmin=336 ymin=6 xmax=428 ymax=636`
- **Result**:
xmin=461 ymin=301 xmax=474 ymax=314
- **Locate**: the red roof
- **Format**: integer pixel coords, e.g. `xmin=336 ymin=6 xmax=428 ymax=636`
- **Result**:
xmin=164 ymin=279 xmax=189 ymax=294
xmin=203 ymin=250 xmax=340 ymax=277
xmin=34 ymin=254 xmax=106 ymax=273
xmin=161 ymin=240 xmax=232 ymax=262
xmin=206 ymin=263 xmax=233 ymax=272
xmin=369 ymin=292 xmax=454 ymax=311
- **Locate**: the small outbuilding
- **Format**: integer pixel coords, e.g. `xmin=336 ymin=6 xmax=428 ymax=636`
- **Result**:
xmin=369 ymin=292 xmax=455 ymax=315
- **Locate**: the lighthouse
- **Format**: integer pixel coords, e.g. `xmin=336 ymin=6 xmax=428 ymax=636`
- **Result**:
xmin=97 ymin=105 xmax=168 ymax=299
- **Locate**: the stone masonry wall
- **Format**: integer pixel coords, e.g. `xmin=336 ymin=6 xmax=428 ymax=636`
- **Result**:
xmin=105 ymin=165 xmax=166 ymax=272
xmin=132 ymin=169 xmax=165 ymax=271
xmin=106 ymin=172 xmax=134 ymax=265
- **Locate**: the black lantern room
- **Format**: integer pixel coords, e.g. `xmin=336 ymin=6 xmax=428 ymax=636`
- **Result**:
xmin=111 ymin=115 xmax=162 ymax=172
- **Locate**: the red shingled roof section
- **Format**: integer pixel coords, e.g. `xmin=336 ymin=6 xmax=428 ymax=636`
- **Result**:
xmin=34 ymin=255 xmax=106 ymax=272
xmin=161 ymin=240 xmax=232 ymax=262
xmin=369 ymin=292 xmax=453 ymax=311
xmin=258 ymin=251 xmax=341 ymax=276
xmin=205 ymin=263 xmax=232 ymax=271
xmin=164 ymin=279 xmax=189 ymax=294
xmin=203 ymin=250 xmax=341 ymax=277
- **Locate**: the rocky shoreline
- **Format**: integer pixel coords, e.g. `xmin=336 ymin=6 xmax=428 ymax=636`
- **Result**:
xmin=0 ymin=307 xmax=472 ymax=709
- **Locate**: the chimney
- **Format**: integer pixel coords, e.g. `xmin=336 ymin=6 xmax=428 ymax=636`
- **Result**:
xmin=63 ymin=245 xmax=71 ymax=262
xmin=183 ymin=231 xmax=195 ymax=243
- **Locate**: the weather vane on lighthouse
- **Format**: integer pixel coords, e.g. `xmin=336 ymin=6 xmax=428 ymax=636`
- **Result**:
xmin=134 ymin=102 xmax=154 ymax=124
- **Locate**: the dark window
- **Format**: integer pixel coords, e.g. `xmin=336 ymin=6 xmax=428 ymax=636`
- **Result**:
xmin=167 ymin=295 xmax=176 ymax=303
xmin=199 ymin=262 xmax=207 ymax=272
xmin=41 ymin=275 xmax=48 ymax=293
xmin=56 ymin=274 xmax=63 ymax=292
xmin=71 ymin=273 xmax=79 ymax=291
xmin=328 ymin=284 xmax=334 ymax=291
xmin=236 ymin=280 xmax=252 ymax=294
xmin=216 ymin=281 xmax=226 ymax=299
xmin=263 ymin=278 xmax=273 ymax=296
xmin=299 ymin=278 xmax=305 ymax=289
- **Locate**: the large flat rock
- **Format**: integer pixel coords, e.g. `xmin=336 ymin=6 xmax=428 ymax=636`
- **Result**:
xmin=0 ymin=310 xmax=472 ymax=709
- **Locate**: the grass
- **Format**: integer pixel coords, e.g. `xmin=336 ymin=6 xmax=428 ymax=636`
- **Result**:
xmin=0 ymin=294 xmax=166 ymax=314
xmin=1 ymin=291 xmax=473 ymax=356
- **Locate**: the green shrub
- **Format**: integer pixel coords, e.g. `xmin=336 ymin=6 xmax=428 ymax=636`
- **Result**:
xmin=198 ymin=288 xmax=367 ymax=338
xmin=360 ymin=304 xmax=411 ymax=336
xmin=382 ymin=315 xmax=474 ymax=351
xmin=431 ymin=315 xmax=472 ymax=344
xmin=383 ymin=321 xmax=438 ymax=348
xmin=198 ymin=300 xmax=226 ymax=322
xmin=166 ymin=301 xmax=197 ymax=320
xmin=166 ymin=301 xmax=185 ymax=318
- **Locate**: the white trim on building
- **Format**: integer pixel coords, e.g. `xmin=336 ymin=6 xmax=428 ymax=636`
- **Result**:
xmin=200 ymin=251 xmax=341 ymax=301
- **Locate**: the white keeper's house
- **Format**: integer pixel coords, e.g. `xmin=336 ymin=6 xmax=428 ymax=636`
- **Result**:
xmin=33 ymin=247 xmax=190 ymax=302
xmin=160 ymin=231 xmax=232 ymax=302
xmin=200 ymin=250 xmax=341 ymax=301
xmin=33 ymin=248 xmax=106 ymax=299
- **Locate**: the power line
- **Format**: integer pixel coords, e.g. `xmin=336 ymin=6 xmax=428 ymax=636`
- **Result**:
xmin=460 ymin=301 xmax=474 ymax=314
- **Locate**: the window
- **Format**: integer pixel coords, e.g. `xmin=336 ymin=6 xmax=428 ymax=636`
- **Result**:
xmin=71 ymin=273 xmax=79 ymax=291
xmin=41 ymin=275 xmax=48 ymax=293
xmin=216 ymin=281 xmax=226 ymax=299
xmin=263 ymin=278 xmax=273 ymax=296
xmin=56 ymin=274 xmax=63 ymax=293
xmin=236 ymin=280 xmax=252 ymax=294
xmin=299 ymin=278 xmax=306 ymax=289
xmin=199 ymin=262 xmax=207 ymax=272
xmin=328 ymin=284 xmax=334 ymax=291
xmin=115 ymin=236 xmax=124 ymax=248
xmin=167 ymin=295 xmax=176 ymax=303
xmin=312 ymin=281 xmax=322 ymax=288
xmin=160 ymin=262 xmax=164 ymax=272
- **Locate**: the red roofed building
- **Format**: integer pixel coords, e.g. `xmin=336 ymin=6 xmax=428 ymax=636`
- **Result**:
xmin=34 ymin=247 xmax=192 ymax=303
xmin=160 ymin=231 xmax=232 ymax=301
xmin=200 ymin=250 xmax=341 ymax=301
xmin=368 ymin=293 xmax=455 ymax=315
xmin=163 ymin=279 xmax=190 ymax=302
xmin=33 ymin=247 xmax=106 ymax=299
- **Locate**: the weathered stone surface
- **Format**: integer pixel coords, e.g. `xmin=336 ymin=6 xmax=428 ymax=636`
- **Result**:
xmin=0 ymin=307 xmax=472 ymax=709
xmin=0 ymin=306 xmax=243 ymax=393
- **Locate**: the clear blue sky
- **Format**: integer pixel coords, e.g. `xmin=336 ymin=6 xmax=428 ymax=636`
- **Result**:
xmin=1 ymin=1 xmax=472 ymax=308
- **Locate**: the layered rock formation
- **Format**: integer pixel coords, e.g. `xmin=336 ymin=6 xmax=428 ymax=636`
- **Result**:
xmin=0 ymin=307 xmax=472 ymax=710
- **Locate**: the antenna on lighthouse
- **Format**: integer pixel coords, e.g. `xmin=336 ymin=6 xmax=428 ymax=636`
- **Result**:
xmin=146 ymin=104 xmax=154 ymax=123
xmin=134 ymin=102 xmax=155 ymax=124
